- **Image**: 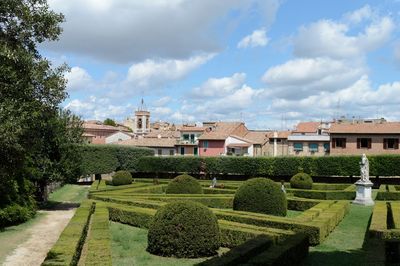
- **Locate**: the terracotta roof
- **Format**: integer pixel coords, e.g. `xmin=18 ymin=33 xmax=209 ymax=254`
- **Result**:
xmin=117 ymin=137 xmax=177 ymax=148
xmin=198 ymin=122 xmax=243 ymax=140
xmin=293 ymin=122 xmax=320 ymax=133
xmin=83 ymin=122 xmax=130 ymax=132
xmin=146 ymin=130 xmax=180 ymax=139
xmin=226 ymin=143 xmax=252 ymax=147
xmin=244 ymin=131 xmax=269 ymax=144
xmin=82 ymin=133 xmax=96 ymax=137
xmin=330 ymin=122 xmax=400 ymax=134
xmin=229 ymin=135 xmax=254 ymax=144
xmin=179 ymin=127 xmax=206 ymax=132
xmin=266 ymin=131 xmax=291 ymax=139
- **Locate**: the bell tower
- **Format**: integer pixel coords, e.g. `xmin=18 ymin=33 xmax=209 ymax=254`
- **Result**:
xmin=133 ymin=98 xmax=150 ymax=135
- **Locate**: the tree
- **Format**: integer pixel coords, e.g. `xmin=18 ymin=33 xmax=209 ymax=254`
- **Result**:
xmin=104 ymin=118 xmax=117 ymax=127
xmin=1 ymin=0 xmax=83 ymax=209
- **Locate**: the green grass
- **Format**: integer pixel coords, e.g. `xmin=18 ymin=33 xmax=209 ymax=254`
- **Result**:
xmin=0 ymin=212 xmax=45 ymax=264
xmin=306 ymin=204 xmax=385 ymax=266
xmin=49 ymin=184 xmax=89 ymax=203
xmin=286 ymin=209 xmax=302 ymax=218
xmin=110 ymin=222 xmax=229 ymax=266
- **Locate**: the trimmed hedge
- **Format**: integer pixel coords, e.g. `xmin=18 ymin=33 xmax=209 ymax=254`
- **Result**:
xmin=136 ymin=155 xmax=400 ymax=177
xmin=84 ymin=204 xmax=112 ymax=266
xmin=165 ymin=174 xmax=203 ymax=194
xmin=111 ymin=171 xmax=132 ymax=186
xmin=370 ymin=202 xmax=400 ymax=240
xmin=233 ymin=178 xmax=287 ymax=216
xmin=376 ymin=185 xmax=400 ymax=201
xmin=288 ymin=189 xmax=356 ymax=200
xmin=290 ymin=173 xmax=313 ymax=189
xmin=80 ymin=145 xmax=153 ymax=175
xmin=147 ymin=201 xmax=220 ymax=258
xmin=43 ymin=201 xmax=95 ymax=265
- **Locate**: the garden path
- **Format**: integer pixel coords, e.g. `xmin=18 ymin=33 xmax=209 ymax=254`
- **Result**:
xmin=3 ymin=207 xmax=75 ymax=266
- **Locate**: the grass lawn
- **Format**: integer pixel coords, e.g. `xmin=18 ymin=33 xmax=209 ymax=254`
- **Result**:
xmin=48 ymin=184 xmax=89 ymax=203
xmin=306 ymin=204 xmax=385 ymax=266
xmin=110 ymin=222 xmax=229 ymax=266
xmin=0 ymin=212 xmax=45 ymax=264
xmin=287 ymin=209 xmax=303 ymax=218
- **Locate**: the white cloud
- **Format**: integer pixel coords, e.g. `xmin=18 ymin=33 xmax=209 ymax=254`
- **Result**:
xmin=65 ymin=67 xmax=93 ymax=91
xmin=46 ymin=0 xmax=279 ymax=63
xmin=151 ymin=107 xmax=173 ymax=116
xmin=191 ymin=73 xmax=246 ymax=98
xmin=344 ymin=5 xmax=373 ymax=24
xmin=153 ymin=96 xmax=172 ymax=107
xmin=237 ymin=28 xmax=269 ymax=48
xmin=262 ymin=57 xmax=365 ymax=99
xmin=125 ymin=53 xmax=215 ymax=90
xmin=293 ymin=16 xmax=394 ymax=60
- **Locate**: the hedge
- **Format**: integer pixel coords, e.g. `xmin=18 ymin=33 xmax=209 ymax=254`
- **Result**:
xmin=288 ymin=189 xmax=356 ymax=200
xmin=370 ymin=202 xmax=400 ymax=240
xmin=136 ymin=155 xmax=400 ymax=177
xmin=376 ymin=185 xmax=400 ymax=201
xmin=43 ymin=200 xmax=95 ymax=265
xmin=79 ymin=145 xmax=154 ymax=175
xmin=84 ymin=204 xmax=112 ymax=266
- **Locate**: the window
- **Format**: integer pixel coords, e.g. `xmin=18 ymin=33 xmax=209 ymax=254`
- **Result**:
xmin=203 ymin=140 xmax=209 ymax=149
xmin=293 ymin=143 xmax=303 ymax=151
xmin=323 ymin=143 xmax=330 ymax=152
xmin=309 ymin=143 xmax=318 ymax=152
xmin=194 ymin=147 xmax=198 ymax=156
xmin=384 ymin=138 xmax=399 ymax=149
xmin=276 ymin=139 xmax=282 ymax=143
xmin=157 ymin=149 xmax=162 ymax=155
xmin=183 ymin=134 xmax=189 ymax=140
xmin=357 ymin=138 xmax=371 ymax=149
xmin=169 ymin=149 xmax=174 ymax=156
xmin=332 ymin=138 xmax=346 ymax=148
xmin=180 ymin=147 xmax=185 ymax=155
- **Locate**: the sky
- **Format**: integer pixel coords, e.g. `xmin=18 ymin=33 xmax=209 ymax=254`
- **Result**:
xmin=41 ymin=0 xmax=400 ymax=130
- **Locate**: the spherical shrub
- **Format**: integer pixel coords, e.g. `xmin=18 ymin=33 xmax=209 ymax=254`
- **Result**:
xmin=290 ymin=173 xmax=313 ymax=189
xmin=165 ymin=174 xmax=203 ymax=194
xmin=233 ymin=178 xmax=287 ymax=216
xmin=147 ymin=201 xmax=220 ymax=258
xmin=111 ymin=170 xmax=132 ymax=186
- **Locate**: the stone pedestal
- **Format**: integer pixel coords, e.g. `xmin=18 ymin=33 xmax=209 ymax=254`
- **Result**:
xmin=353 ymin=180 xmax=374 ymax=206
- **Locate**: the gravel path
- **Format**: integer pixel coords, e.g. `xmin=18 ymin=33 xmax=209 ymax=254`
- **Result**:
xmin=3 ymin=208 xmax=75 ymax=266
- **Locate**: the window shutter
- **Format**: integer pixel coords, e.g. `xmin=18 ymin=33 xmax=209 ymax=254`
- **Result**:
xmin=357 ymin=139 xmax=360 ymax=149
xmin=368 ymin=139 xmax=372 ymax=149
xmin=343 ymin=138 xmax=346 ymax=148
xmin=383 ymin=139 xmax=387 ymax=149
xmin=332 ymin=138 xmax=336 ymax=148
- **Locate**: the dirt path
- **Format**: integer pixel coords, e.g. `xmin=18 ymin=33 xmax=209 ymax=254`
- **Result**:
xmin=3 ymin=208 xmax=75 ymax=266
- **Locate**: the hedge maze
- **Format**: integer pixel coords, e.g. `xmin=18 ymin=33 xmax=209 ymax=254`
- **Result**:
xmin=42 ymin=178 xmax=358 ymax=265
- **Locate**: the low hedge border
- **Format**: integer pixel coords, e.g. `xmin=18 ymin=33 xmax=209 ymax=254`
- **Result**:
xmin=287 ymin=189 xmax=356 ymax=200
xmin=376 ymin=185 xmax=400 ymax=201
xmin=83 ymin=203 xmax=112 ymax=266
xmin=197 ymin=233 xmax=309 ymax=266
xmin=370 ymin=202 xmax=400 ymax=240
xmin=89 ymin=183 xmax=153 ymax=194
xmin=43 ymin=200 xmax=95 ymax=266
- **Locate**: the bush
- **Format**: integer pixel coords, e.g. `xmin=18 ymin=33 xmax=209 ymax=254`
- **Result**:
xmin=290 ymin=173 xmax=313 ymax=189
xmin=147 ymin=201 xmax=220 ymax=258
xmin=0 ymin=204 xmax=36 ymax=228
xmin=111 ymin=171 xmax=132 ymax=186
xmin=233 ymin=178 xmax=287 ymax=216
xmin=165 ymin=174 xmax=203 ymax=194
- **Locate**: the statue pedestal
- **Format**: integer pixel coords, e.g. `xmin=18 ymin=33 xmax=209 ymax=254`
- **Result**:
xmin=353 ymin=180 xmax=374 ymax=206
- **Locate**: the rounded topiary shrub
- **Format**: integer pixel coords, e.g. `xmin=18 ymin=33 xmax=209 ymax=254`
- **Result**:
xmin=233 ymin=178 xmax=287 ymax=216
xmin=165 ymin=174 xmax=203 ymax=194
xmin=147 ymin=201 xmax=220 ymax=258
xmin=290 ymin=173 xmax=313 ymax=189
xmin=111 ymin=170 xmax=132 ymax=186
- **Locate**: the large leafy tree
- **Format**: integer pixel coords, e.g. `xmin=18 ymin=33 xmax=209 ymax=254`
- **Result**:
xmin=0 ymin=0 xmax=83 ymax=205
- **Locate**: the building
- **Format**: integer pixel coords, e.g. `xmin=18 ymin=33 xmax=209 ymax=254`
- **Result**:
xmin=265 ymin=131 xmax=291 ymax=156
xmin=105 ymin=131 xmax=133 ymax=144
xmin=288 ymin=122 xmax=331 ymax=156
xmin=244 ymin=130 xmax=269 ymax=156
xmin=175 ymin=125 xmax=205 ymax=156
xmin=117 ymin=137 xmax=177 ymax=156
xmin=83 ymin=121 xmax=131 ymax=144
xmin=123 ymin=99 xmax=151 ymax=135
xmin=329 ymin=121 xmax=400 ymax=155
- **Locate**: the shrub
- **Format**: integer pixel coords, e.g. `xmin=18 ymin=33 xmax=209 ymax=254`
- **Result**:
xmin=0 ymin=204 xmax=36 ymax=228
xmin=147 ymin=201 xmax=220 ymax=258
xmin=165 ymin=174 xmax=203 ymax=194
xmin=233 ymin=178 xmax=287 ymax=216
xmin=111 ymin=171 xmax=132 ymax=186
xmin=290 ymin=173 xmax=313 ymax=189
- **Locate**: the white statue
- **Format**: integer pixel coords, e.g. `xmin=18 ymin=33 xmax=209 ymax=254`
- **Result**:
xmin=359 ymin=154 xmax=369 ymax=182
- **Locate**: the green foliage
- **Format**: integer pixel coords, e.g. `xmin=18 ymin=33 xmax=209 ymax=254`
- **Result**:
xmin=165 ymin=174 xmax=203 ymax=194
xmin=43 ymin=200 xmax=95 ymax=265
xmin=80 ymin=145 xmax=153 ymax=175
xmin=0 ymin=204 xmax=36 ymax=228
xmin=147 ymin=201 xmax=220 ymax=258
xmin=103 ymin=118 xmax=116 ymax=127
xmin=233 ymin=178 xmax=287 ymax=216
xmin=290 ymin=173 xmax=313 ymax=189
xmin=112 ymin=171 xmax=132 ymax=186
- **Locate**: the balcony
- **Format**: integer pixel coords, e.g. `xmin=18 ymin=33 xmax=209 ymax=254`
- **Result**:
xmin=177 ymin=139 xmax=198 ymax=145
